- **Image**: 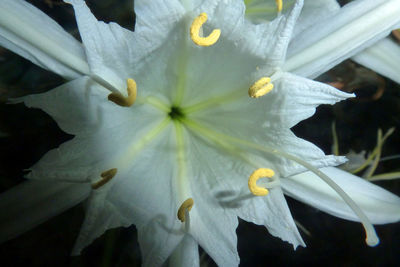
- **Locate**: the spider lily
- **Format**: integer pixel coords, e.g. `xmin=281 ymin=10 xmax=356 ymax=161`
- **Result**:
xmin=0 ymin=0 xmax=400 ymax=266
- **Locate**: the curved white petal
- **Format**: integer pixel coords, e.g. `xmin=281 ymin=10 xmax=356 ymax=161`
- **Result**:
xmin=352 ymin=38 xmax=400 ymax=85
xmin=0 ymin=180 xmax=90 ymax=243
xmin=285 ymin=0 xmax=400 ymax=78
xmin=281 ymin=167 xmax=400 ymax=224
xmin=0 ymin=0 xmax=89 ymax=79
xmin=168 ymin=235 xmax=199 ymax=267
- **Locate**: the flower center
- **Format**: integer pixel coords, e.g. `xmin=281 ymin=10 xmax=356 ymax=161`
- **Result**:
xmin=169 ymin=106 xmax=185 ymax=121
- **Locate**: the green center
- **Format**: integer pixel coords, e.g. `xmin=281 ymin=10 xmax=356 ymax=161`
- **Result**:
xmin=168 ymin=106 xmax=185 ymax=121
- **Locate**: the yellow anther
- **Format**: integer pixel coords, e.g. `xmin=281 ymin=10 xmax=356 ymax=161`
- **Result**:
xmin=177 ymin=198 xmax=194 ymax=222
xmin=248 ymin=77 xmax=274 ymax=98
xmin=91 ymin=168 xmax=117 ymax=189
xmin=190 ymin=13 xmax=221 ymax=47
xmin=108 ymin=78 xmax=137 ymax=107
xmin=248 ymin=168 xmax=275 ymax=196
xmin=276 ymin=0 xmax=283 ymax=12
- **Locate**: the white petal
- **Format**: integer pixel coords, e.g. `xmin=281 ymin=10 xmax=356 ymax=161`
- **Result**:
xmin=72 ymin=123 xmax=183 ymax=257
xmin=137 ymin=217 xmax=184 ymax=267
xmin=26 ymin=113 xmax=166 ymax=183
xmin=0 ymin=0 xmax=89 ymax=79
xmin=352 ymin=38 xmax=400 ymax=85
xmin=244 ymin=0 xmax=296 ymax=23
xmin=21 ymin=76 xmax=164 ymax=136
xmin=281 ymin=167 xmax=400 ymax=224
xmin=184 ymin=133 xmax=240 ymax=266
xmin=235 ymin=186 xmax=305 ymax=248
xmin=293 ymin=0 xmax=340 ymax=38
xmin=191 ymin=72 xmax=350 ymax=176
xmin=190 ymin=202 xmax=240 ymax=267
xmin=168 ymin=235 xmax=199 ymax=267
xmin=285 ymin=0 xmax=400 ymax=78
xmin=241 ymin=0 xmax=304 ymax=65
xmin=0 ymin=180 xmax=90 ymax=243
xmin=134 ymin=0 xmax=186 ymax=40
xmin=71 ymin=189 xmax=131 ymax=255
xmin=268 ymin=72 xmax=353 ymax=128
xmin=109 ymin=124 xmax=185 ymax=266
xmin=185 ymin=131 xmax=303 ymax=264
xmin=67 ymin=0 xmax=137 ymax=91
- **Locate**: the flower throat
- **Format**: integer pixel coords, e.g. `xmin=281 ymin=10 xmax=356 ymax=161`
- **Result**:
xmin=169 ymin=106 xmax=185 ymax=121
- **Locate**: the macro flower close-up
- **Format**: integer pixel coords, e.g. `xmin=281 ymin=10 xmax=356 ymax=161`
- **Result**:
xmin=0 ymin=0 xmax=400 ymax=266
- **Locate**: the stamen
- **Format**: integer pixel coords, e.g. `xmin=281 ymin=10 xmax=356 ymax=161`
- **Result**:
xmin=108 ymin=78 xmax=137 ymax=107
xmin=91 ymin=168 xmax=117 ymax=189
xmin=177 ymin=198 xmax=194 ymax=222
xmin=190 ymin=13 xmax=221 ymax=47
xmin=276 ymin=0 xmax=283 ymax=12
xmin=248 ymin=168 xmax=275 ymax=196
xmin=248 ymin=77 xmax=274 ymax=98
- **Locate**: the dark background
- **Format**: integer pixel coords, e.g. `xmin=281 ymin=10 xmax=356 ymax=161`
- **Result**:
xmin=0 ymin=0 xmax=399 ymax=266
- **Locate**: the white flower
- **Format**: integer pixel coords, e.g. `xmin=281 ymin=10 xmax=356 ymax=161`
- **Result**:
xmin=0 ymin=0 xmax=399 ymax=266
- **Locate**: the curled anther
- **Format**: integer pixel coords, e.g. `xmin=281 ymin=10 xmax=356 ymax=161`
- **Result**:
xmin=190 ymin=13 xmax=221 ymax=47
xmin=108 ymin=78 xmax=137 ymax=107
xmin=248 ymin=168 xmax=275 ymax=196
xmin=248 ymin=77 xmax=274 ymax=98
xmin=91 ymin=168 xmax=117 ymax=189
xmin=177 ymin=198 xmax=194 ymax=222
xmin=276 ymin=0 xmax=283 ymax=12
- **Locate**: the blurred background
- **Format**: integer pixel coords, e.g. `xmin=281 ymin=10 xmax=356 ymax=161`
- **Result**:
xmin=0 ymin=0 xmax=399 ymax=266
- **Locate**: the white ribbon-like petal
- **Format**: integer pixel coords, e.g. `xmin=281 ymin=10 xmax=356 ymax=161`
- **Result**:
xmin=0 ymin=180 xmax=90 ymax=243
xmin=352 ymin=38 xmax=400 ymax=85
xmin=0 ymin=0 xmax=89 ymax=79
xmin=285 ymin=0 xmax=400 ymax=79
xmin=281 ymin=167 xmax=400 ymax=224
